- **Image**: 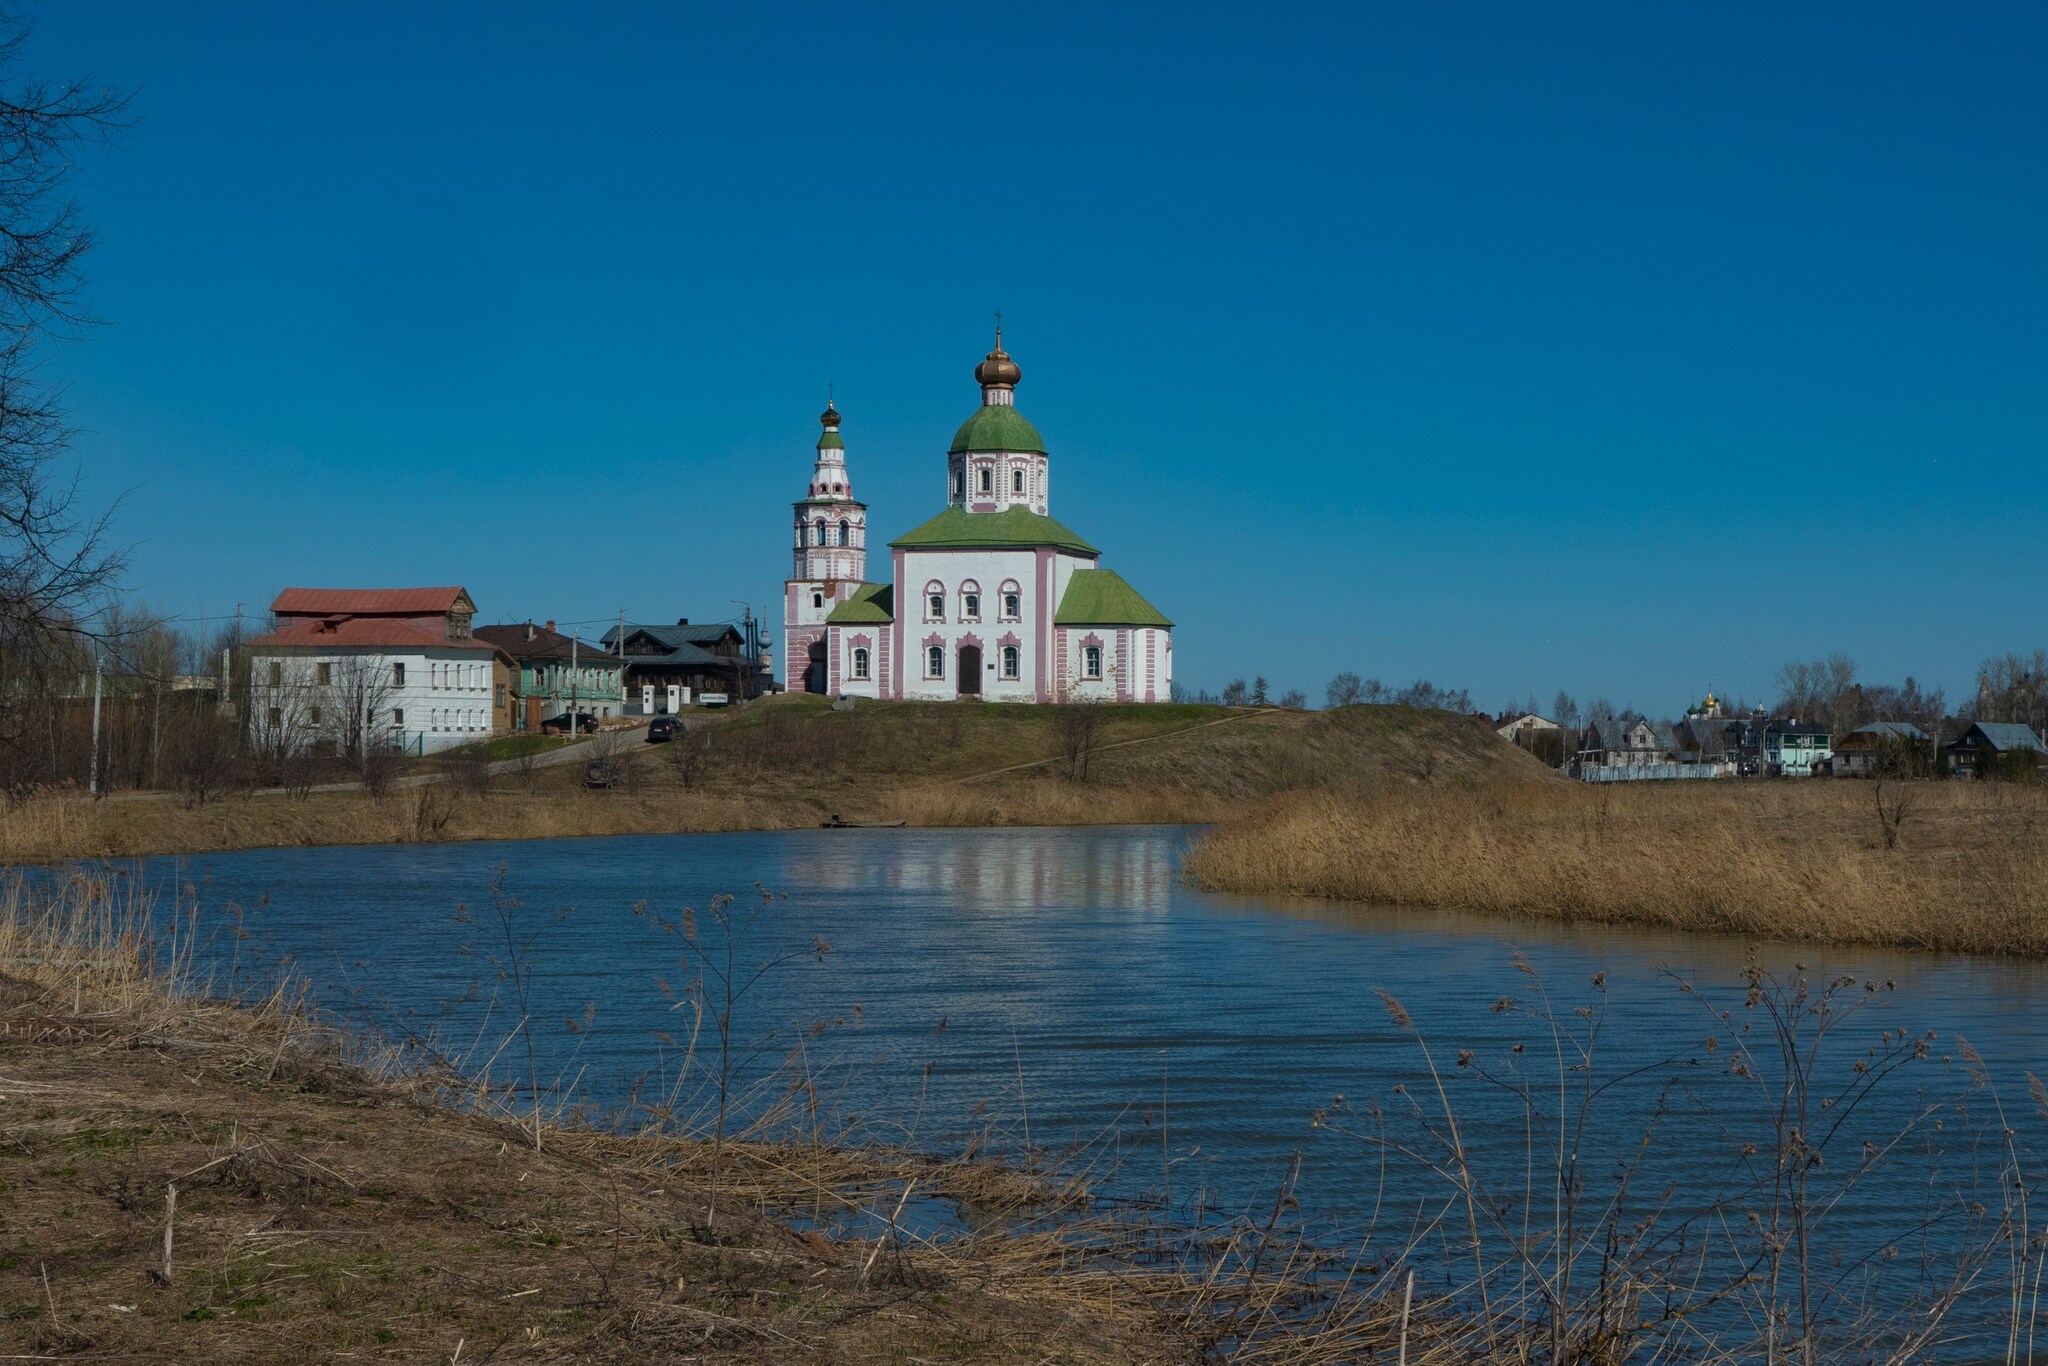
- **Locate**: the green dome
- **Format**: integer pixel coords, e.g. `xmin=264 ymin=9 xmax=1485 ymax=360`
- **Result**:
xmin=948 ymin=404 xmax=1045 ymax=455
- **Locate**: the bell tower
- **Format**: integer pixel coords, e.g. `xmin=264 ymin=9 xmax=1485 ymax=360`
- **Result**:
xmin=783 ymin=399 xmax=869 ymax=693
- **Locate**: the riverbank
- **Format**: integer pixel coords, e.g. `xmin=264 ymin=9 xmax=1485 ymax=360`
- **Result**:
xmin=0 ymin=698 xmax=1541 ymax=861
xmin=1183 ymin=778 xmax=2048 ymax=957
xmin=0 ymin=876 xmax=1397 ymax=1363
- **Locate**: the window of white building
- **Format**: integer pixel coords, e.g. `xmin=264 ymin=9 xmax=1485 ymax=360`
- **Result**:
xmin=393 ymin=707 xmax=405 ymax=725
xmin=1012 ymin=468 xmax=1024 ymax=493
xmin=925 ymin=587 xmax=944 ymax=619
xmin=926 ymin=645 xmax=943 ymax=678
xmin=852 ymin=647 xmax=870 ymax=680
xmin=1001 ymin=590 xmax=1020 ymax=619
xmin=964 ymin=592 xmax=980 ymax=619
xmin=392 ymin=663 xmax=405 ymax=687
xmin=1002 ymin=646 xmax=1019 ymax=679
xmin=1084 ymin=646 xmax=1103 ymax=679
xmin=978 ymin=467 xmax=991 ymax=494
xmin=812 ymin=592 xmax=823 ymax=609
xmin=838 ymin=519 xmax=850 ymax=545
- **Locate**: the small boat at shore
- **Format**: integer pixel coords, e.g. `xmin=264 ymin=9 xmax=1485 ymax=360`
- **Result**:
xmin=819 ymin=816 xmax=907 ymax=829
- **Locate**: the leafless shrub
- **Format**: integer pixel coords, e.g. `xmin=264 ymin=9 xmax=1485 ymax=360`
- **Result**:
xmin=506 ymin=741 xmax=545 ymax=793
xmin=162 ymin=707 xmax=242 ymax=809
xmin=667 ymin=725 xmax=712 ymax=791
xmin=403 ymin=783 xmax=454 ymax=842
xmin=1055 ymin=702 xmax=1102 ymax=783
xmin=1872 ymin=774 xmax=1912 ymax=849
xmin=360 ymin=739 xmax=402 ymax=800
xmin=446 ymin=753 xmax=492 ymax=800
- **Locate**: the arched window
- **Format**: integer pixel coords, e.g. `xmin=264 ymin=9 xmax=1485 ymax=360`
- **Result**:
xmin=926 ymin=645 xmax=944 ymax=678
xmin=1084 ymin=645 xmax=1103 ymax=679
xmin=1002 ymin=645 xmax=1019 ymax=679
xmin=852 ymin=647 xmax=871 ymax=680
xmin=925 ymin=582 xmax=945 ymax=620
xmin=960 ymin=580 xmax=980 ymax=621
xmin=978 ymin=466 xmax=991 ymax=494
xmin=814 ymin=518 xmax=826 ymax=546
xmin=1000 ymin=582 xmax=1021 ymax=620
xmin=837 ymin=519 xmax=850 ymax=546
xmin=812 ymin=591 xmax=823 ymax=609
xmin=1012 ymin=468 xmax=1024 ymax=494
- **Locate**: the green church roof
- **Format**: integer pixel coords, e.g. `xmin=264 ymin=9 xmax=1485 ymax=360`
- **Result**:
xmin=1054 ymin=569 xmax=1173 ymax=628
xmin=948 ymin=404 xmax=1045 ymax=455
xmin=816 ymin=432 xmax=844 ymax=450
xmin=825 ymin=583 xmax=894 ymax=624
xmin=889 ymin=504 xmax=1099 ymax=556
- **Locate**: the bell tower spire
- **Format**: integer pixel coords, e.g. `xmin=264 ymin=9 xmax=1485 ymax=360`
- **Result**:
xmin=783 ymin=395 xmax=870 ymax=693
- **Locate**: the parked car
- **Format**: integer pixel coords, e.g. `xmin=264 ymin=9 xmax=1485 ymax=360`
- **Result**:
xmin=647 ymin=716 xmax=682 ymax=743
xmin=583 ymin=758 xmax=619 ymax=788
xmin=541 ymin=711 xmax=599 ymax=735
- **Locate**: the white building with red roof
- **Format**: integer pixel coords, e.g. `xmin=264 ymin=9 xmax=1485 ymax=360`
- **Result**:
xmin=244 ymin=586 xmax=514 ymax=756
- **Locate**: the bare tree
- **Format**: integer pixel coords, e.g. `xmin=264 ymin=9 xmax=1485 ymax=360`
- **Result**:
xmin=1277 ymin=688 xmax=1305 ymax=709
xmin=1221 ymin=678 xmax=1248 ymax=707
xmin=1327 ymin=671 xmax=1363 ymax=709
xmin=667 ymin=724 xmax=712 ymax=791
xmin=0 ymin=23 xmax=131 ymax=651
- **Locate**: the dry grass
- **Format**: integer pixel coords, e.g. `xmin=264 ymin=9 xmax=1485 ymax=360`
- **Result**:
xmin=1185 ymin=777 xmax=2048 ymax=956
xmin=4 ymin=873 xmax=1411 ymax=1362
xmin=0 ymin=700 xmax=1545 ymax=863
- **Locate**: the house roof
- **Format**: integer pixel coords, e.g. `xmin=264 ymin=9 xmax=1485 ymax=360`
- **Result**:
xmin=889 ymin=504 xmax=1099 ymax=556
xmin=245 ymin=618 xmax=496 ymax=653
xmin=271 ymin=587 xmax=471 ymax=616
xmin=826 ymin=583 xmax=895 ymax=625
xmin=474 ymin=623 xmax=623 ymax=667
xmin=1844 ymin=721 xmax=1929 ymax=742
xmin=601 ymin=622 xmax=742 ymax=650
xmin=948 ymin=404 xmax=1046 ymax=455
xmin=1961 ymin=721 xmax=2045 ymax=752
xmin=1053 ymin=569 xmax=1173 ymax=627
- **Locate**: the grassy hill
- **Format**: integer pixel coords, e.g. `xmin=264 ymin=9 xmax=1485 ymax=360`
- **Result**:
xmin=0 ymin=699 xmax=1552 ymax=861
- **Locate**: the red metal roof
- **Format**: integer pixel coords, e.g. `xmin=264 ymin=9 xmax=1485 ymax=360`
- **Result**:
xmin=244 ymin=618 xmax=496 ymax=652
xmin=270 ymin=586 xmax=471 ymax=616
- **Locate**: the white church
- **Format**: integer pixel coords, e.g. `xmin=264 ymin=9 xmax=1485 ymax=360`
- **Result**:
xmin=782 ymin=330 xmax=1173 ymax=703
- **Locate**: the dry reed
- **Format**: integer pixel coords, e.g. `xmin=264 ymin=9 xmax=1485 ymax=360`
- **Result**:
xmin=1185 ymin=779 xmax=2048 ymax=956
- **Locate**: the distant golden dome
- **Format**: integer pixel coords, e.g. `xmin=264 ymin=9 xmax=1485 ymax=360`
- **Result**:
xmin=819 ymin=399 xmax=841 ymax=429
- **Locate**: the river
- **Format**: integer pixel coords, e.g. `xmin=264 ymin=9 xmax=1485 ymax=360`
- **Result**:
xmin=138 ymin=824 xmax=2048 ymax=1358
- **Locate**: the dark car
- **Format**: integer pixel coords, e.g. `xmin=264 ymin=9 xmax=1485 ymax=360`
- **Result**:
xmin=646 ymin=716 xmax=682 ymax=743
xmin=541 ymin=711 xmax=599 ymax=735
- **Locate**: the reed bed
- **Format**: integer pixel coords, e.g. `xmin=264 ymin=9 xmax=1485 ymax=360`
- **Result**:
xmin=1184 ymin=779 xmax=2048 ymax=956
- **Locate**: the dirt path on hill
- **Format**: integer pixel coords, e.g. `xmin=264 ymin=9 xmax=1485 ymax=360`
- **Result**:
xmin=951 ymin=707 xmax=1278 ymax=783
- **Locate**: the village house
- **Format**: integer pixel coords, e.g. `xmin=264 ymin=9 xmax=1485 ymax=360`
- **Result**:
xmin=474 ymin=622 xmax=625 ymax=730
xmin=787 ymin=329 xmax=1173 ymax=703
xmin=1761 ymin=721 xmax=1832 ymax=777
xmin=1946 ymin=721 xmax=2046 ymax=780
xmin=1495 ymin=713 xmax=1561 ymax=744
xmin=600 ymin=620 xmax=748 ymax=711
xmin=243 ymin=587 xmax=514 ymax=756
xmin=1832 ymin=721 xmax=1932 ymax=778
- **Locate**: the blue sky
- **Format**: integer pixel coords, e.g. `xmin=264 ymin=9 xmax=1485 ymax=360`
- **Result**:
xmin=28 ymin=2 xmax=2048 ymax=712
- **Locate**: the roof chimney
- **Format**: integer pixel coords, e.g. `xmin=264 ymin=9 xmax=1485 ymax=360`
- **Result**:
xmin=676 ymin=618 xmax=689 ymax=626
xmin=544 ymin=620 xmax=555 ymax=634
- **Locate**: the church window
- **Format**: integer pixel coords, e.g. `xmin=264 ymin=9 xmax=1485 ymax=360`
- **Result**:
xmin=812 ymin=592 xmax=823 ymax=609
xmin=927 ymin=591 xmax=944 ymax=619
xmin=1012 ymin=469 xmax=1024 ymax=494
xmin=1002 ymin=646 xmax=1019 ymax=679
xmin=964 ymin=592 xmax=980 ymax=620
xmin=837 ymin=519 xmax=850 ymax=545
xmin=926 ymin=645 xmax=944 ymax=678
xmin=814 ymin=518 xmax=826 ymax=545
xmin=852 ymin=647 xmax=870 ymax=680
xmin=1084 ymin=646 xmax=1103 ymax=680
xmin=1002 ymin=591 xmax=1019 ymax=619
xmin=978 ymin=467 xmax=991 ymax=494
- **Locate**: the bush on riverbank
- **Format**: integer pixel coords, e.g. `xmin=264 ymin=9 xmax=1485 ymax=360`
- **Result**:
xmin=1184 ymin=778 xmax=2048 ymax=956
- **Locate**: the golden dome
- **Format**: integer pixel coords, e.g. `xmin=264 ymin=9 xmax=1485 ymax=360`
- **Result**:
xmin=819 ymin=399 xmax=841 ymax=430
xmin=974 ymin=324 xmax=1021 ymax=388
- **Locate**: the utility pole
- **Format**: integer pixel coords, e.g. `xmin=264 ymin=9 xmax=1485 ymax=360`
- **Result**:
xmin=570 ymin=631 xmax=580 ymax=733
xmin=616 ymin=609 xmax=625 ymax=715
xmin=88 ymin=652 xmax=103 ymax=797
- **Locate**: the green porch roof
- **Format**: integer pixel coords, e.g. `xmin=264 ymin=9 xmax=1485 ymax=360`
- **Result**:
xmin=1054 ymin=568 xmax=1173 ymax=628
xmin=888 ymin=504 xmax=1098 ymax=556
xmin=948 ymin=404 xmax=1045 ymax=454
xmin=825 ymin=583 xmax=894 ymax=624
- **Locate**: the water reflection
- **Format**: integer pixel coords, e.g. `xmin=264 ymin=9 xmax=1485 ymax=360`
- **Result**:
xmin=139 ymin=825 xmax=2048 ymax=1357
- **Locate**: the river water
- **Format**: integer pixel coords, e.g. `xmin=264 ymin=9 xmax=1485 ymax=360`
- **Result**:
xmin=137 ymin=824 xmax=2048 ymax=1357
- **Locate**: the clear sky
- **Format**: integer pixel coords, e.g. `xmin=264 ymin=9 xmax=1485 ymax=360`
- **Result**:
xmin=26 ymin=2 xmax=2048 ymax=712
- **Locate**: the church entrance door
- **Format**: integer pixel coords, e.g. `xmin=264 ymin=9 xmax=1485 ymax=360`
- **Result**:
xmin=958 ymin=645 xmax=982 ymax=697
